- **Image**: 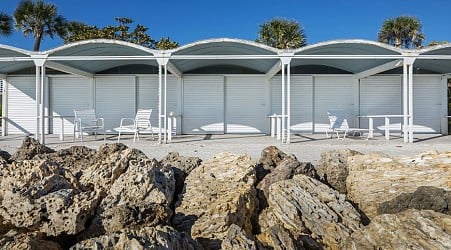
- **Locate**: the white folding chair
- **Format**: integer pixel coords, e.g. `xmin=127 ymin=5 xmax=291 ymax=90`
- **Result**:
xmin=326 ymin=109 xmax=368 ymax=140
xmin=73 ymin=109 xmax=105 ymax=142
xmin=117 ymin=109 xmax=153 ymax=143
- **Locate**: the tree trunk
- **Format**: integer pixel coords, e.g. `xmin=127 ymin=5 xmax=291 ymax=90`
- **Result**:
xmin=33 ymin=34 xmax=42 ymax=51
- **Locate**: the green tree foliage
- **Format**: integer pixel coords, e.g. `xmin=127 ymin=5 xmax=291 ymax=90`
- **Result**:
xmin=63 ymin=17 xmax=178 ymax=49
xmin=377 ymin=16 xmax=425 ymax=49
xmin=0 ymin=12 xmax=13 ymax=36
xmin=155 ymin=37 xmax=179 ymax=50
xmin=14 ymin=0 xmax=67 ymax=51
xmin=256 ymin=18 xmax=307 ymax=49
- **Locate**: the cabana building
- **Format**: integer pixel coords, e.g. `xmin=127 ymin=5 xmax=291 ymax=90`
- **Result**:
xmin=0 ymin=38 xmax=450 ymax=144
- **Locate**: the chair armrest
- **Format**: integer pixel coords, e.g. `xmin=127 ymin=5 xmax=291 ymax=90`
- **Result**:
xmin=97 ymin=117 xmax=104 ymax=127
xmin=120 ymin=118 xmax=135 ymax=127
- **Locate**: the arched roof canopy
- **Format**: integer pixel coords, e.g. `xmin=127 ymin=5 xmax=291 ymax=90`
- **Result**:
xmin=45 ymin=39 xmax=158 ymax=74
xmin=291 ymin=40 xmax=404 ymax=74
xmin=0 ymin=44 xmax=34 ymax=74
xmin=170 ymin=38 xmax=279 ymax=73
xmin=414 ymin=44 xmax=451 ymax=74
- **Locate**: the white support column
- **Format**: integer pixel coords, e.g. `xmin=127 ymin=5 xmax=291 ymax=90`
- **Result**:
xmin=440 ymin=76 xmax=448 ymax=135
xmin=1 ymin=77 xmax=7 ymax=136
xmin=281 ymin=63 xmax=285 ymax=143
xmin=287 ymin=63 xmax=291 ymax=144
xmin=158 ymin=65 xmax=162 ymax=144
xmin=403 ymin=62 xmax=408 ymax=143
xmin=164 ymin=64 xmax=168 ymax=144
xmin=40 ymin=66 xmax=45 ymax=144
xmin=408 ymin=63 xmax=414 ymax=143
xmin=35 ymin=66 xmax=41 ymax=140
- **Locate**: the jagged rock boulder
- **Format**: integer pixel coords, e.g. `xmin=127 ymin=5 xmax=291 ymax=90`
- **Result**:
xmin=0 ymin=231 xmax=62 ymax=250
xmin=173 ymin=152 xmax=258 ymax=250
xmin=346 ymin=150 xmax=451 ymax=218
xmin=221 ymin=224 xmax=257 ymax=250
xmin=160 ymin=152 xmax=202 ymax=204
xmin=82 ymin=148 xmax=175 ymax=237
xmin=34 ymin=146 xmax=97 ymax=180
xmin=378 ymin=186 xmax=451 ymax=215
xmin=256 ymin=155 xmax=317 ymax=209
xmin=344 ymin=209 xmax=451 ymax=250
xmin=262 ymin=174 xmax=363 ymax=249
xmin=316 ymin=149 xmax=363 ymax=194
xmin=0 ymin=159 xmax=100 ymax=236
xmin=0 ymin=149 xmax=11 ymax=164
xmin=255 ymin=146 xmax=289 ymax=181
xmin=9 ymin=136 xmax=55 ymax=162
xmin=70 ymin=226 xmax=202 ymax=250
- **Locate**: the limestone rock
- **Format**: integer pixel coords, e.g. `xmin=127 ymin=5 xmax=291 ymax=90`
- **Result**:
xmin=70 ymin=226 xmax=202 ymax=250
xmin=267 ymin=174 xmax=363 ymax=249
xmin=83 ymin=149 xmax=175 ymax=237
xmin=316 ymin=149 xmax=363 ymax=194
xmin=160 ymin=152 xmax=202 ymax=204
xmin=0 ymin=159 xmax=100 ymax=236
xmin=346 ymin=150 xmax=451 ymax=218
xmin=256 ymin=156 xmax=317 ymax=209
xmin=378 ymin=186 xmax=450 ymax=215
xmin=9 ymin=137 xmax=55 ymax=162
xmin=221 ymin=224 xmax=257 ymax=250
xmin=0 ymin=231 xmax=62 ymax=250
xmin=345 ymin=209 xmax=451 ymax=250
xmin=255 ymin=146 xmax=289 ymax=181
xmin=173 ymin=152 xmax=258 ymax=250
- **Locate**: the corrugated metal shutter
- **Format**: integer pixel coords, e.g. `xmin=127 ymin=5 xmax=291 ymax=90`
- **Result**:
xmin=225 ymin=75 xmax=267 ymax=133
xmin=182 ymin=75 xmax=224 ymax=134
xmin=413 ymin=76 xmax=441 ymax=133
xmin=50 ymin=77 xmax=92 ymax=135
xmin=137 ymin=75 xmax=181 ymax=133
xmin=95 ymin=76 xmax=136 ymax=132
xmin=7 ymin=76 xmax=36 ymax=134
xmin=314 ymin=76 xmax=354 ymax=132
xmin=271 ymin=75 xmax=314 ymax=133
xmin=360 ymin=76 xmax=402 ymax=132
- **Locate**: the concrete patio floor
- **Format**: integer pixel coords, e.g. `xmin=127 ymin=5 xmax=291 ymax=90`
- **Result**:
xmin=0 ymin=133 xmax=449 ymax=164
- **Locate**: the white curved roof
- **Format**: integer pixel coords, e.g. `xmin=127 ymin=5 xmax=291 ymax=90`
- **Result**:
xmin=1 ymin=38 xmax=451 ymax=75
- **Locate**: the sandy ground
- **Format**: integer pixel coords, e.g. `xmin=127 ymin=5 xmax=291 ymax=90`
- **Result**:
xmin=0 ymin=133 xmax=449 ymax=165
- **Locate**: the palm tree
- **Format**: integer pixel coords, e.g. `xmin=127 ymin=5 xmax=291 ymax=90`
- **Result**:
xmin=0 ymin=12 xmax=13 ymax=36
xmin=378 ymin=16 xmax=425 ymax=49
xmin=14 ymin=0 xmax=67 ymax=51
xmin=256 ymin=18 xmax=307 ymax=49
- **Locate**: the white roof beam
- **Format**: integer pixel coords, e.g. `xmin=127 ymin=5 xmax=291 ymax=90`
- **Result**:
xmin=266 ymin=61 xmax=282 ymax=80
xmin=46 ymin=61 xmax=93 ymax=78
xmin=355 ymin=59 xmax=403 ymax=79
xmin=167 ymin=61 xmax=182 ymax=78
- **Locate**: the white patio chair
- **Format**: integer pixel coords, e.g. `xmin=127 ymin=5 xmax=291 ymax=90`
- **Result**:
xmin=117 ymin=109 xmax=153 ymax=143
xmin=73 ymin=109 xmax=105 ymax=142
xmin=326 ymin=110 xmax=368 ymax=140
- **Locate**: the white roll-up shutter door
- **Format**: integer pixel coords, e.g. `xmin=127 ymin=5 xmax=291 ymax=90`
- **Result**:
xmin=314 ymin=75 xmax=354 ymax=132
xmin=50 ymin=77 xmax=92 ymax=135
xmin=182 ymin=75 xmax=224 ymax=134
xmin=360 ymin=76 xmax=402 ymax=132
xmin=95 ymin=76 xmax=136 ymax=132
xmin=7 ymin=76 xmax=36 ymax=134
xmin=225 ymin=75 xmax=267 ymax=133
xmin=413 ymin=76 xmax=441 ymax=133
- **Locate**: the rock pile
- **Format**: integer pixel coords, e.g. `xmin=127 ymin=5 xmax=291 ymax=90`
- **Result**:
xmin=0 ymin=137 xmax=449 ymax=249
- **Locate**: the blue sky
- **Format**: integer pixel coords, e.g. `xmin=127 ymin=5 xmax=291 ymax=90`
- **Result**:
xmin=1 ymin=0 xmax=450 ymax=50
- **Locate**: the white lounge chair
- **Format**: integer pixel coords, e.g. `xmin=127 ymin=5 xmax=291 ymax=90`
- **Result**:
xmin=117 ymin=109 xmax=153 ymax=143
xmin=326 ymin=110 xmax=368 ymax=140
xmin=73 ymin=109 xmax=105 ymax=142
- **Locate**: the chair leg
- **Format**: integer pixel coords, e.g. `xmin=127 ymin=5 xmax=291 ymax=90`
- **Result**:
xmin=80 ymin=129 xmax=84 ymax=143
xmin=118 ymin=131 xmax=121 ymax=143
